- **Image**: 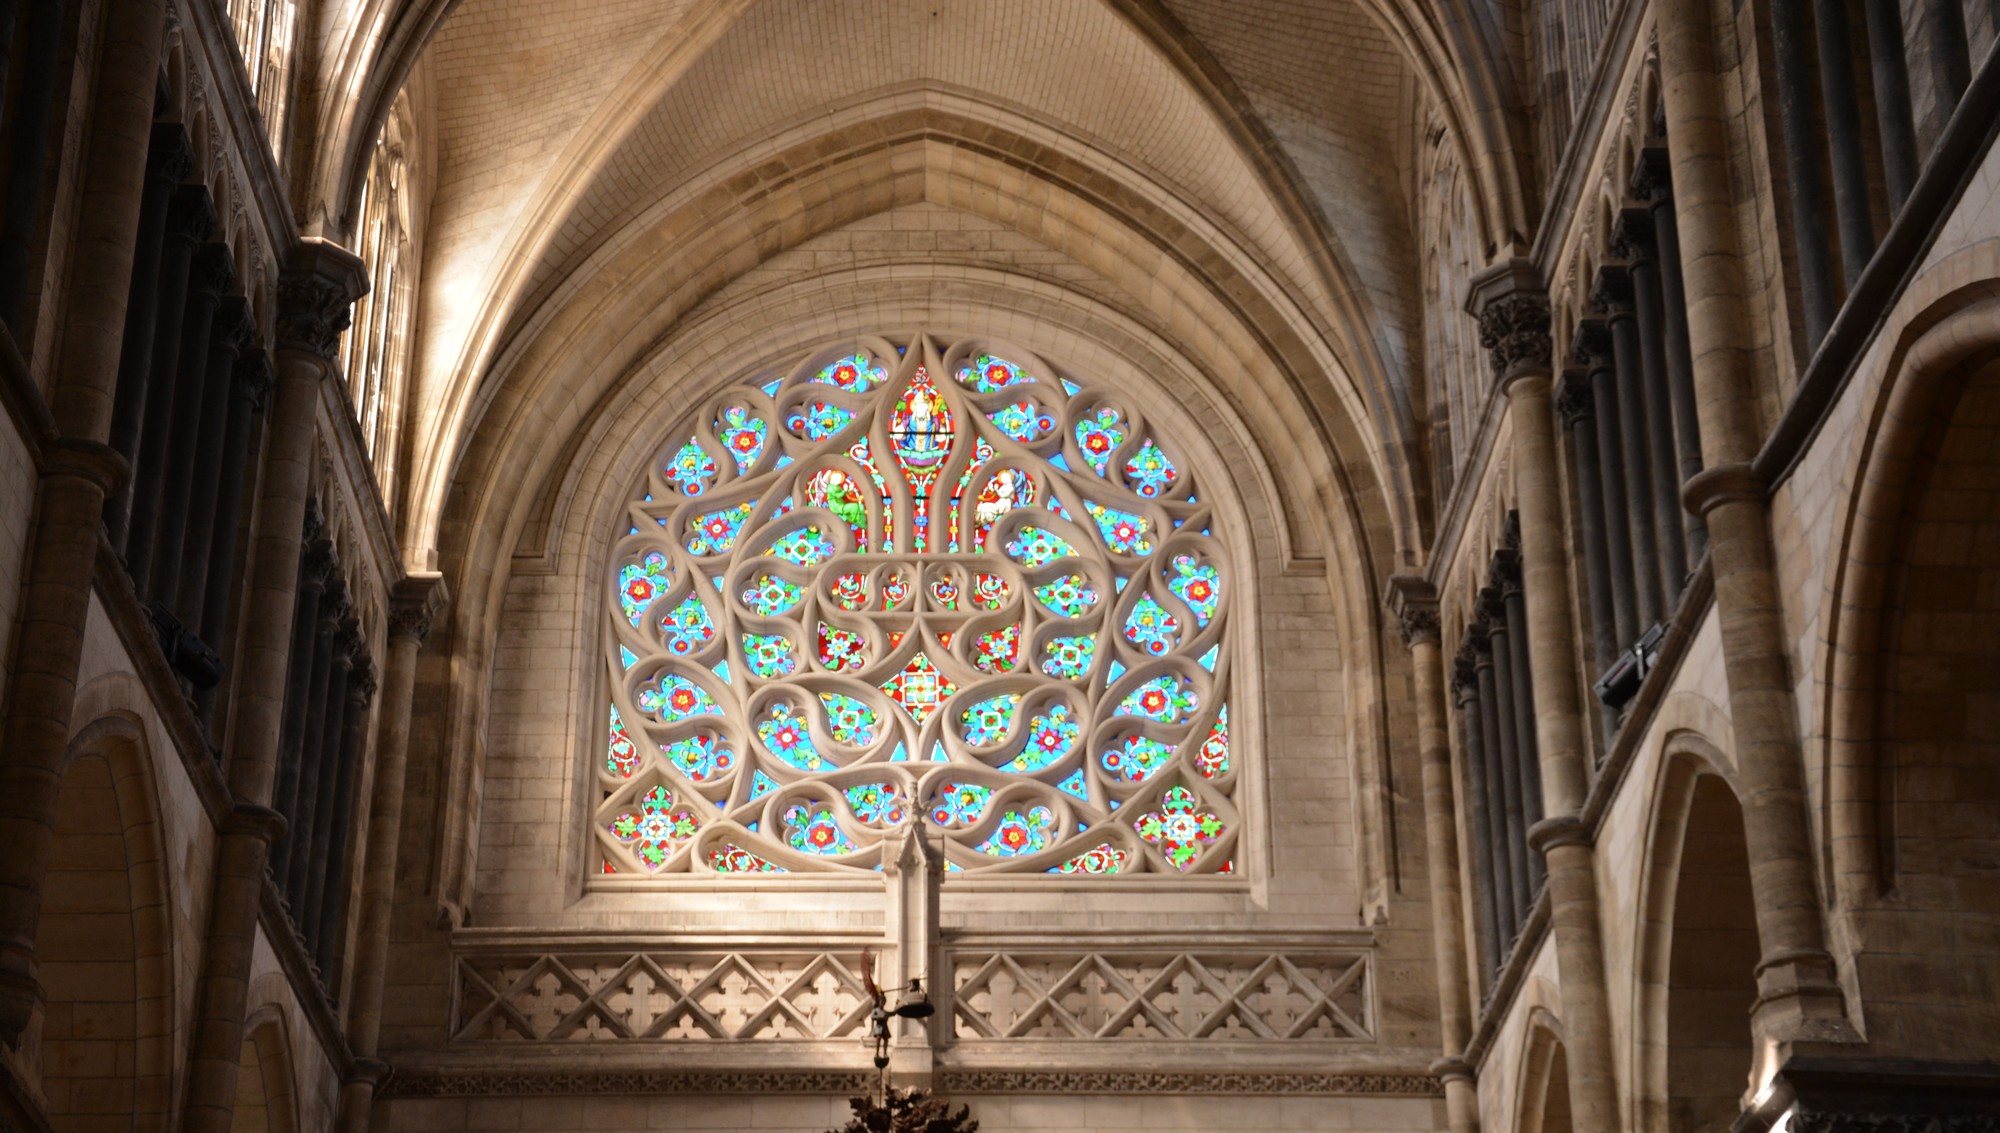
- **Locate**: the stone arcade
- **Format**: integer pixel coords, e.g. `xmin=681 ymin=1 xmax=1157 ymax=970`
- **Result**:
xmin=1 ymin=1 xmax=1998 ymax=1131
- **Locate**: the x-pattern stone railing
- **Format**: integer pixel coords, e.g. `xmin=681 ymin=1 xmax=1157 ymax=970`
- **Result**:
xmin=947 ymin=950 xmax=1371 ymax=1041
xmin=453 ymin=950 xmax=878 ymax=1041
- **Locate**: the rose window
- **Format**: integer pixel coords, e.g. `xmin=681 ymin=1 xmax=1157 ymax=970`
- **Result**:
xmin=598 ymin=336 xmax=1239 ymax=876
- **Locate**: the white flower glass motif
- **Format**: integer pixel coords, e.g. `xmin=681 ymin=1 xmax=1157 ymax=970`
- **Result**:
xmin=599 ymin=336 xmax=1238 ymax=876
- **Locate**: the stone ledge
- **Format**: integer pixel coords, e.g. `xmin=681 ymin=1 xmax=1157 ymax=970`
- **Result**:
xmin=377 ymin=1068 xmax=1445 ymax=1099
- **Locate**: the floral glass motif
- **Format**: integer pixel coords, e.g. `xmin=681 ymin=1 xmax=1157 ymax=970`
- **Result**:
xmin=957 ymin=353 xmax=1031 ymax=392
xmin=610 ymin=785 xmax=700 ymax=869
xmin=716 ymin=405 xmax=768 ymax=473
xmin=606 ymin=706 xmax=640 ymax=776
xmin=1041 ymin=635 xmax=1094 ymax=679
xmin=618 ymin=552 xmax=674 ymax=625
xmin=812 ymin=353 xmax=888 ymax=392
xmin=1056 ymin=843 xmax=1130 ymax=874
xmin=1122 ymin=594 xmax=1179 ymax=656
xmin=1123 ymin=440 xmax=1179 ymax=498
xmin=601 ymin=336 xmax=1235 ymax=877
xmin=1133 ymin=786 xmax=1224 ymax=871
xmin=787 ymin=399 xmax=854 ymax=440
xmin=661 ymin=596 xmax=716 ymax=655
xmin=663 ymin=440 xmax=718 ymax=496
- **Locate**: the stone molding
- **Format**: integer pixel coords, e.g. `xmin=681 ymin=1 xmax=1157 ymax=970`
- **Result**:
xmin=1682 ymin=462 xmax=1768 ymax=517
xmin=1385 ymin=573 xmax=1441 ymax=647
xmin=376 ymin=1068 xmax=1444 ymax=1099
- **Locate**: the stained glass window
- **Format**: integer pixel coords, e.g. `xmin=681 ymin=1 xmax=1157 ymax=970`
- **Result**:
xmin=599 ymin=336 xmax=1238 ymax=876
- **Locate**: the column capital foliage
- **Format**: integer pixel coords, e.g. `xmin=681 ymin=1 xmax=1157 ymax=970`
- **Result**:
xmin=302 ymin=536 xmax=337 ymax=590
xmin=1385 ymin=573 xmax=1441 ymax=647
xmin=1467 ymin=258 xmax=1553 ymax=382
xmin=1489 ymin=547 xmax=1522 ymax=595
xmin=1589 ymin=265 xmax=1636 ymax=316
xmin=1555 ymin=371 xmax=1594 ymax=427
xmin=1569 ymin=319 xmax=1613 ymax=371
xmin=192 ymin=241 xmax=237 ymax=296
xmin=389 ymin=573 xmax=450 ymax=644
xmin=348 ymin=663 xmax=378 ymax=706
xmin=1630 ymin=145 xmax=1673 ymax=203
xmin=216 ymin=296 xmax=258 ymax=355
xmin=1478 ymin=584 xmax=1506 ymax=625
xmin=1610 ymin=208 xmax=1656 ymax=263
xmin=234 ymin=349 xmax=275 ymax=410
xmin=147 ymin=121 xmax=196 ymax=184
xmin=167 ymin=184 xmax=217 ymax=244
xmin=276 ymin=238 xmax=368 ymax=362
xmin=1450 ymin=655 xmax=1478 ymax=699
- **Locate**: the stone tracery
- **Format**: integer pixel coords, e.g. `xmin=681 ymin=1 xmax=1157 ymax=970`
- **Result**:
xmin=598 ymin=335 xmax=1239 ymax=877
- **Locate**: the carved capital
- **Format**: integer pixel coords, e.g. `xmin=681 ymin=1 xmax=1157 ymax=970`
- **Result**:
xmin=1490 ymin=547 xmax=1522 ymax=595
xmin=1386 ymin=573 xmax=1441 ymax=648
xmin=213 ymin=295 xmax=257 ymax=355
xmin=348 ymin=662 xmax=378 ymax=707
xmin=1609 ymin=208 xmax=1655 ymax=264
xmin=1682 ymin=462 xmax=1767 ymax=518
xmin=1463 ymin=618 xmax=1492 ymax=660
xmin=1450 ymin=655 xmax=1477 ymax=700
xmin=147 ymin=121 xmax=196 ymax=186
xmin=334 ymin=618 xmax=365 ymax=660
xmin=1554 ymin=371 xmax=1594 ymax=428
xmin=1631 ymin=146 xmax=1673 ymax=203
xmin=167 ymin=184 xmax=217 ymax=244
xmin=301 ymin=497 xmax=326 ymax=543
xmin=320 ymin=584 xmax=353 ymax=632
xmin=1466 ymin=258 xmax=1552 ymax=383
xmin=275 ymin=239 xmax=368 ymax=362
xmin=1589 ymin=265 xmax=1635 ymax=317
xmin=191 ymin=241 xmax=237 ymax=297
xmin=389 ymin=573 xmax=450 ymax=644
xmin=1477 ymin=584 xmax=1506 ymax=625
xmin=1569 ymin=319 xmax=1613 ymax=372
xmin=234 ymin=348 xmax=275 ymax=409
xmin=301 ymin=537 xmax=337 ymax=591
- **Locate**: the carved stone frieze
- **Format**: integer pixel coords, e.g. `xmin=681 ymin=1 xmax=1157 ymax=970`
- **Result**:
xmin=375 ymin=1068 xmax=1444 ymax=1099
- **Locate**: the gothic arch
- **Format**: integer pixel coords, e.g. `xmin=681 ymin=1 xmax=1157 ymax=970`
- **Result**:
xmin=1820 ymin=275 xmax=2000 ymax=1061
xmin=37 ymin=711 xmax=176 ymax=1133
xmin=1515 ymin=1008 xmax=1576 ymax=1133
xmin=231 ymin=1007 xmax=300 ymax=1133
xmin=1631 ymin=733 xmax=1759 ymax=1133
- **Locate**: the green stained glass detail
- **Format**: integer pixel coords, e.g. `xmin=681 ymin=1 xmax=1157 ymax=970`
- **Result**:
xmin=1005 ymin=525 xmax=1076 ymax=568
xmin=817 ymin=692 xmax=879 ymax=746
xmin=959 ymin=692 xmax=1021 ymax=746
xmin=1114 ymin=675 xmax=1198 ymax=723
xmin=742 ymin=633 xmax=797 ymax=678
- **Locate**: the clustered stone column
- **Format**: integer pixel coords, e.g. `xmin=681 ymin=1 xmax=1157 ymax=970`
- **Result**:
xmin=337 ymin=576 xmax=447 ymax=1133
xmin=182 ymin=240 xmax=366 ymax=1133
xmin=0 ymin=0 xmax=171 ymax=1046
xmin=0 ymin=0 xmax=73 ymax=327
xmin=1554 ymin=375 xmax=1619 ymax=746
xmin=1767 ymin=0 xmax=1965 ymax=351
xmin=1657 ymin=0 xmax=1855 ymax=1055
xmin=1470 ymin=263 xmax=1619 ymax=1129
xmin=1388 ymin=577 xmax=1479 ymax=1133
xmin=1448 ymin=527 xmax=1548 ymax=981
xmin=94 ymin=130 xmax=278 ymax=721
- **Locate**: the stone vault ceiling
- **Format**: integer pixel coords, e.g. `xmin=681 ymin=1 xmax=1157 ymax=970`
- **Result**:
xmin=399 ymin=0 xmax=1440 ymax=560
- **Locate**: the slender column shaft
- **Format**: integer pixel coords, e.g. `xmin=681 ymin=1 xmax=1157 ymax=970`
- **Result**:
xmin=106 ymin=125 xmax=191 ymax=493
xmin=0 ymin=0 xmax=69 ymax=327
xmin=314 ymin=664 xmax=374 ymax=981
xmin=1769 ymin=0 xmax=1839 ymax=348
xmin=1863 ymin=3 xmax=1919 ymax=212
xmin=1474 ymin=273 xmax=1619 ymax=1128
xmin=197 ymin=353 xmax=272 ymax=679
xmin=336 ymin=581 xmax=443 ymax=1133
xmin=1923 ymin=0 xmax=1971 ymax=124
xmin=1634 ymin=150 xmax=1710 ymax=564
xmin=1472 ymin=643 xmax=1518 ymax=944
xmin=1574 ymin=323 xmax=1637 ymax=647
xmin=1557 ymin=376 xmax=1620 ymax=747
xmin=0 ymin=0 xmax=168 ymax=1042
xmin=174 ymin=299 xmax=255 ymax=625
xmin=270 ymin=540 xmax=330 ymax=877
xmin=282 ymin=595 xmax=345 ymax=907
xmin=1813 ymin=0 xmax=1875 ymax=284
xmin=297 ymin=626 xmax=359 ymax=932
xmin=1617 ymin=212 xmax=1692 ymax=596
xmin=1454 ymin=647 xmax=1504 ymax=980
xmin=0 ymin=0 xmax=17 ymax=128
xmin=1658 ymin=1 xmax=1851 ymax=1043
xmin=1483 ymin=588 xmax=1531 ymax=925
xmin=1499 ymin=565 xmax=1546 ymax=894
xmin=146 ymin=243 xmax=233 ymax=603
xmin=120 ymin=186 xmax=212 ymax=569
xmin=1597 ymin=268 xmax=1666 ymax=627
